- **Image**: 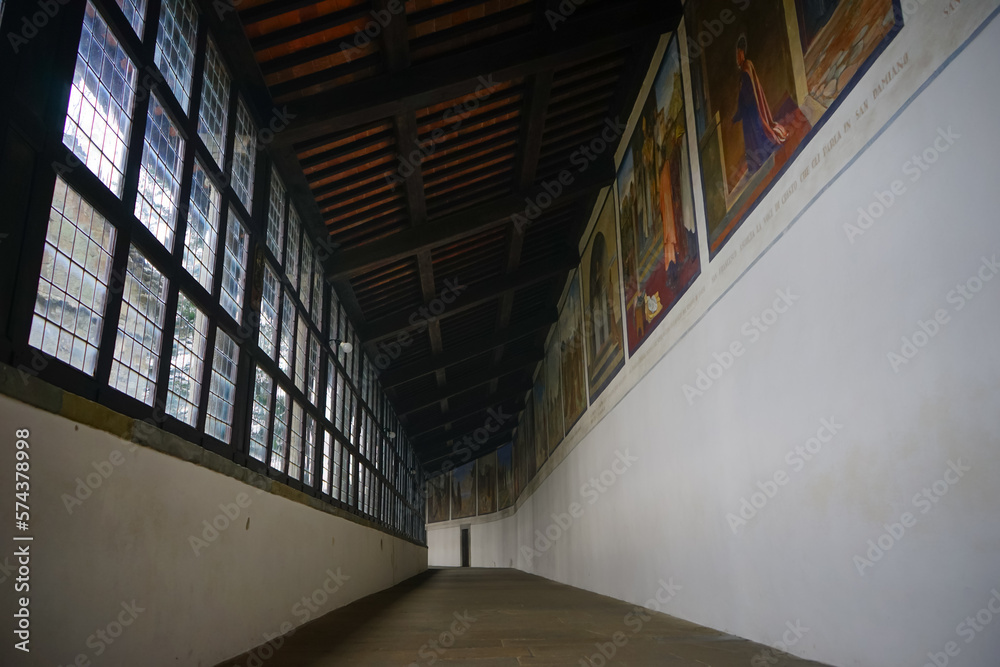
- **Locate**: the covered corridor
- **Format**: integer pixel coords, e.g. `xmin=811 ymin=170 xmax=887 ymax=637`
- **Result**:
xmin=220 ymin=569 xmax=829 ymax=666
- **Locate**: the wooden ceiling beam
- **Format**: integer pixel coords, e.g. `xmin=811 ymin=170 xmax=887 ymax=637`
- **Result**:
xmin=375 ymin=0 xmax=412 ymax=72
xmin=361 ymin=248 xmax=577 ymax=343
xmin=513 ymin=70 xmax=554 ymax=191
xmin=329 ymin=161 xmax=611 ymax=280
xmin=379 ymin=314 xmax=554 ymax=387
xmin=408 ymin=392 xmax=527 ymax=439
xmin=418 ymin=427 xmax=518 ymax=473
xmin=249 ymin=5 xmax=372 ymax=51
xmin=274 ymin=0 xmax=681 ymax=144
xmin=240 ymin=0 xmax=354 ymax=25
xmin=397 ymin=362 xmax=536 ymax=416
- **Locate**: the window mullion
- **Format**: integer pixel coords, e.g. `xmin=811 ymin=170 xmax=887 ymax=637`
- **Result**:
xmin=194 ymin=320 xmax=217 ymax=436
xmin=93 ymin=225 xmax=133 ymax=391
xmin=152 ymin=286 xmax=181 ymax=419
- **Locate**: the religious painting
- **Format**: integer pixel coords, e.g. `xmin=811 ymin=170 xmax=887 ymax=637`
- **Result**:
xmin=427 ymin=473 xmax=450 ymax=523
xmin=581 ymin=191 xmax=626 ymax=400
xmin=544 ymin=338 xmax=564 ymax=455
xmin=513 ymin=426 xmax=524 ymax=499
xmin=524 ymin=397 xmax=538 ymax=482
xmin=686 ymin=0 xmax=900 ymax=257
xmin=532 ymin=378 xmax=547 ymax=471
xmin=618 ymin=37 xmax=701 ymax=355
xmin=559 ymin=272 xmax=588 ymax=434
xmin=497 ymin=442 xmax=514 ymax=510
xmin=477 ymin=451 xmax=497 ymax=514
xmin=451 ymin=461 xmax=477 ymax=519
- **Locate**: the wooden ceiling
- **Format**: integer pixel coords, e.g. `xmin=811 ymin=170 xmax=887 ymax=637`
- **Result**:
xmin=231 ymin=0 xmax=682 ymax=474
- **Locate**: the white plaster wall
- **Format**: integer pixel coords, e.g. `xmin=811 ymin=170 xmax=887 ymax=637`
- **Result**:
xmin=427 ymin=525 xmax=462 ymax=568
xmin=0 ymin=396 xmax=427 ymax=667
xmin=428 ymin=18 xmax=1000 ymax=667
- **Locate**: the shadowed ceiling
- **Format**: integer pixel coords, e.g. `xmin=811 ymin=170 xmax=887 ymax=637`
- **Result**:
xmin=222 ymin=0 xmax=682 ymax=474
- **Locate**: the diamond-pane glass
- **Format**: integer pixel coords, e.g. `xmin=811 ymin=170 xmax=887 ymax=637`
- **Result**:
xmin=29 ymin=177 xmax=117 ymax=376
xmin=232 ymin=100 xmax=256 ymax=209
xmin=294 ymin=316 xmax=307 ymax=391
xmin=220 ymin=212 xmax=248 ymax=322
xmin=285 ymin=207 xmax=300 ymax=291
xmin=278 ymin=299 xmax=294 ymax=376
xmin=311 ymin=265 xmax=324 ymax=326
xmin=165 ymin=293 xmax=208 ymax=427
xmin=197 ymin=37 xmax=230 ymax=166
xmin=113 ymin=0 xmax=146 ymax=36
xmin=258 ymin=262 xmax=280 ymax=359
xmin=135 ymin=94 xmax=184 ymax=250
xmin=63 ymin=3 xmax=138 ymax=196
xmin=271 ymin=386 xmax=289 ymax=471
xmin=250 ymin=367 xmax=272 ymax=462
xmin=153 ymin=0 xmax=198 ymax=112
xmin=205 ymin=330 xmax=238 ymax=443
xmin=307 ymin=335 xmax=320 ymax=406
xmin=182 ymin=160 xmax=221 ymax=292
xmin=110 ymin=246 xmax=169 ymax=406
xmin=303 ymin=415 xmax=316 ymax=487
xmin=299 ymin=236 xmax=313 ymax=309
xmin=322 ymin=433 xmax=333 ymax=495
xmin=288 ymin=402 xmax=303 ymax=480
xmin=266 ymin=169 xmax=285 ymax=259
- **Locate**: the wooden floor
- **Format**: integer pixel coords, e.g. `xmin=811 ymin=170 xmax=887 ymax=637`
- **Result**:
xmin=217 ymin=568 xmax=832 ymax=666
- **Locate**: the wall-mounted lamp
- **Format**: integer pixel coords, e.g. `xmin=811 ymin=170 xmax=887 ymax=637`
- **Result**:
xmin=332 ymin=339 xmax=354 ymax=354
xmin=387 ymin=431 xmax=397 ymax=440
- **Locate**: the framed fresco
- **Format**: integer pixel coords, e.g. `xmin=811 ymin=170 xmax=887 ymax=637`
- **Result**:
xmin=581 ymin=191 xmax=626 ymax=400
xmin=451 ymin=461 xmax=477 ymax=519
xmin=544 ymin=339 xmax=563 ymax=455
xmin=426 ymin=473 xmax=450 ymax=523
xmin=686 ymin=0 xmax=901 ymax=257
xmin=497 ymin=442 xmax=514 ymax=510
xmin=477 ymin=450 xmax=497 ymax=515
xmin=530 ymin=385 xmax=546 ymax=474
xmin=559 ymin=272 xmax=588 ymax=434
xmin=618 ymin=36 xmax=701 ymax=355
xmin=524 ymin=397 xmax=538 ymax=481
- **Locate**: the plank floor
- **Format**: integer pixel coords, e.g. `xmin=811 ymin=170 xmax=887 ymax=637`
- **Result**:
xmin=216 ymin=568 xmax=833 ymax=666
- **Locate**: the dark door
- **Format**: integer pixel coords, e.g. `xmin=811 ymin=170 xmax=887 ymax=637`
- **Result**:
xmin=460 ymin=527 xmax=470 ymax=567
